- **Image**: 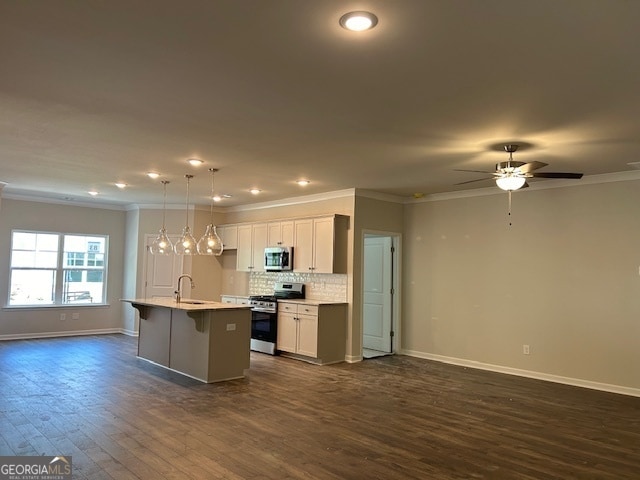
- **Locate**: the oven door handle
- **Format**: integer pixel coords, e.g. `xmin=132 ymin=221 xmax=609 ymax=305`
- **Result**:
xmin=251 ymin=307 xmax=276 ymax=313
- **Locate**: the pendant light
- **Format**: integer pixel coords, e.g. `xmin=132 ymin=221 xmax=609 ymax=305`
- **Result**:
xmin=197 ymin=168 xmax=224 ymax=256
xmin=149 ymin=180 xmax=173 ymax=255
xmin=174 ymin=174 xmax=197 ymax=255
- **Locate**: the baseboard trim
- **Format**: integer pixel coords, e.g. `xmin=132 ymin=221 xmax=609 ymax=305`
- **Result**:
xmin=345 ymin=354 xmax=363 ymax=363
xmin=0 ymin=328 xmax=126 ymax=341
xmin=401 ymin=349 xmax=640 ymax=398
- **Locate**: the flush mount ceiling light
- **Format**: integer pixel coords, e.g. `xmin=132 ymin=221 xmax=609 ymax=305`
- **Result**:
xmin=296 ymin=179 xmax=310 ymax=186
xmin=188 ymin=158 xmax=204 ymax=166
xmin=115 ymin=182 xmax=127 ymax=189
xmin=339 ymin=11 xmax=378 ymax=31
xmin=250 ymin=188 xmax=261 ymax=195
xmin=147 ymin=172 xmax=160 ymax=179
xmin=88 ymin=190 xmax=99 ymax=196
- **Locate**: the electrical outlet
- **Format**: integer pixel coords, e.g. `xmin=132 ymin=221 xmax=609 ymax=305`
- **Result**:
xmin=72 ymin=313 xmax=80 ymax=320
xmin=226 ymin=323 xmax=236 ymax=331
xmin=60 ymin=313 xmax=66 ymax=321
xmin=523 ymin=344 xmax=530 ymax=355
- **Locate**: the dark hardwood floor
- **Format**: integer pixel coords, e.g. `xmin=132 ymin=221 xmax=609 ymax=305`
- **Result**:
xmin=1 ymin=334 xmax=639 ymax=479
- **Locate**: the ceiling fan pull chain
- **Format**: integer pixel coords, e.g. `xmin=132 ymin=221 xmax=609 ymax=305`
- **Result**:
xmin=508 ymin=190 xmax=513 ymax=226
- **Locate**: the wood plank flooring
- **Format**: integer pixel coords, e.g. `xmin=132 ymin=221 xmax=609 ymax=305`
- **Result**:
xmin=1 ymin=334 xmax=639 ymax=479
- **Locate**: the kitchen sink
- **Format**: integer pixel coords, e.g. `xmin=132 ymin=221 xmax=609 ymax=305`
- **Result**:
xmin=178 ymin=299 xmax=212 ymax=305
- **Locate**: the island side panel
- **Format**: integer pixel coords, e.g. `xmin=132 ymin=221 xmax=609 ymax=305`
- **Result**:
xmin=138 ymin=305 xmax=171 ymax=367
xmin=170 ymin=309 xmax=211 ymax=382
xmin=208 ymin=308 xmax=251 ymax=382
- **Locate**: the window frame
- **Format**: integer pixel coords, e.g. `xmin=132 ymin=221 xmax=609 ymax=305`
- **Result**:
xmin=8 ymin=230 xmax=109 ymax=308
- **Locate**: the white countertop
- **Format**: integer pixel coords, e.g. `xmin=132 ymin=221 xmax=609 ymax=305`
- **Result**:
xmin=122 ymin=298 xmax=252 ymax=311
xmin=276 ymin=299 xmax=347 ymax=306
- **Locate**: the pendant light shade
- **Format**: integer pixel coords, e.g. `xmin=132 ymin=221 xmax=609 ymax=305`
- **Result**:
xmin=174 ymin=174 xmax=197 ymax=255
xmin=149 ymin=180 xmax=173 ymax=255
xmin=197 ymin=224 xmax=223 ymax=255
xmin=197 ymin=168 xmax=224 ymax=256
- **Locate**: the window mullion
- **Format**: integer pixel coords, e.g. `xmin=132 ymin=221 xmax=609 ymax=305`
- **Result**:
xmin=55 ymin=235 xmax=64 ymax=303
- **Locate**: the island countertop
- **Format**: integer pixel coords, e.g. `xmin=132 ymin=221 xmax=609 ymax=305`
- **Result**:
xmin=122 ymin=298 xmax=252 ymax=311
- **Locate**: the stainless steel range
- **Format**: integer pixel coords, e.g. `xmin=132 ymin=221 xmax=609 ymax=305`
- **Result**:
xmin=249 ymin=282 xmax=305 ymax=355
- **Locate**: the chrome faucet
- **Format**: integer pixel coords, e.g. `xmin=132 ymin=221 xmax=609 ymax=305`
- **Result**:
xmin=175 ymin=274 xmax=195 ymax=303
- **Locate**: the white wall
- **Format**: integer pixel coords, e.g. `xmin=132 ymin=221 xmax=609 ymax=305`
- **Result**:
xmin=0 ymin=198 xmax=127 ymax=338
xmin=402 ymin=180 xmax=640 ymax=392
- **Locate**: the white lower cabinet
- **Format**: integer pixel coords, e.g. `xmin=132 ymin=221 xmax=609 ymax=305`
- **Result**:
xmin=277 ymin=301 xmax=347 ymax=364
xmin=221 ymin=295 xmax=249 ymax=305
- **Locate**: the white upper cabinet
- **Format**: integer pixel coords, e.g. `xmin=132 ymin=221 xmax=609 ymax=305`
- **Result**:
xmin=218 ymin=224 xmax=238 ymax=250
xmin=293 ymin=215 xmax=347 ymax=274
xmin=267 ymin=220 xmax=294 ymax=247
xmin=221 ymin=214 xmax=348 ymax=274
xmin=236 ymin=223 xmax=268 ymax=272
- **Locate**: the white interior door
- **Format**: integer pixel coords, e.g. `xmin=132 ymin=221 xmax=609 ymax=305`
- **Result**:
xmin=363 ymin=236 xmax=393 ymax=353
xmin=144 ymin=235 xmax=184 ymax=299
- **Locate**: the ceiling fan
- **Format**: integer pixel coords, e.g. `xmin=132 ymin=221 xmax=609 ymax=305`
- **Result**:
xmin=455 ymin=144 xmax=584 ymax=191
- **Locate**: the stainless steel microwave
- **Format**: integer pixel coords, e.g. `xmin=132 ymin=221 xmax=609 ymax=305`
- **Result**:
xmin=264 ymin=246 xmax=293 ymax=271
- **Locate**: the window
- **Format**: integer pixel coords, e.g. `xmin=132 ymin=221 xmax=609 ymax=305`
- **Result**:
xmin=9 ymin=231 xmax=108 ymax=306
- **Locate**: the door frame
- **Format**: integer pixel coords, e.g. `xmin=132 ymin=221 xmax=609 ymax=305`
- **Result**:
xmin=360 ymin=230 xmax=402 ymax=357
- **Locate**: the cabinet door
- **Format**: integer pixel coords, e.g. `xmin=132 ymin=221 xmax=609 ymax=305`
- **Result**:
xmin=296 ymin=313 xmax=318 ymax=357
xmin=268 ymin=220 xmax=295 ymax=246
xmin=236 ymin=224 xmax=253 ymax=271
xmin=251 ymin=223 xmax=268 ymax=271
xmin=277 ymin=311 xmax=298 ymax=353
xmin=293 ymin=218 xmax=314 ymax=272
xmin=280 ymin=221 xmax=294 ymax=246
xmin=221 ymin=296 xmax=237 ymax=304
xmin=312 ymin=217 xmax=335 ymax=273
xmin=220 ymin=225 xmax=238 ymax=250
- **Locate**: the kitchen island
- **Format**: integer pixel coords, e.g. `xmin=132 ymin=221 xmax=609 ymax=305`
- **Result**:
xmin=122 ymin=298 xmax=252 ymax=383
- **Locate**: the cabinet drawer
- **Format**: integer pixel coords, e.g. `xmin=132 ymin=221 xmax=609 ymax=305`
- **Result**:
xmin=278 ymin=303 xmax=297 ymax=313
xmin=297 ymin=304 xmax=318 ymax=316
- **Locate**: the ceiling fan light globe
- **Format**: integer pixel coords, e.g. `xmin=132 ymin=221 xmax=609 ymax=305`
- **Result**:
xmin=496 ymin=176 xmax=526 ymax=191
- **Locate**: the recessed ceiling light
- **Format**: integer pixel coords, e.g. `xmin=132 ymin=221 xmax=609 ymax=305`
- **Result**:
xmin=115 ymin=182 xmax=127 ymax=189
xmin=250 ymin=188 xmax=261 ymax=195
xmin=88 ymin=190 xmax=99 ymax=196
xmin=147 ymin=172 xmax=160 ymax=179
xmin=213 ymin=195 xmax=222 ymax=202
xmin=339 ymin=11 xmax=378 ymax=31
xmin=188 ymin=158 xmax=204 ymax=166
xmin=297 ymin=180 xmax=310 ymax=186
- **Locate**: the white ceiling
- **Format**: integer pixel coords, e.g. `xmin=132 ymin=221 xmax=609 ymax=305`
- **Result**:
xmin=1 ymin=0 xmax=639 ymax=208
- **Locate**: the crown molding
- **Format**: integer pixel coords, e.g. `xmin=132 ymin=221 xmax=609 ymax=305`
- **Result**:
xmin=2 ymin=192 xmax=127 ymax=211
xmin=223 ymin=188 xmax=356 ymax=212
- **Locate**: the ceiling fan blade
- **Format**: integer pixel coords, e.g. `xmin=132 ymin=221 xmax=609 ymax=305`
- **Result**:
xmin=454 ymin=168 xmax=496 ymax=174
xmin=531 ymin=172 xmax=584 ymax=179
xmin=454 ymin=177 xmax=496 ymax=185
xmin=518 ymin=161 xmax=548 ymax=173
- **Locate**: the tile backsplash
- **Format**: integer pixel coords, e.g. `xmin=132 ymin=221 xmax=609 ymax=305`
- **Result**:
xmin=249 ymin=272 xmax=347 ymax=302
